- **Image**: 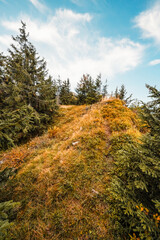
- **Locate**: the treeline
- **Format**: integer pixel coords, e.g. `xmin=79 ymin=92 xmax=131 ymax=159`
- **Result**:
xmin=58 ymin=74 xmax=104 ymax=105
xmin=0 ymin=22 xmax=133 ymax=151
xmin=0 ymin=22 xmax=105 ymax=151
xmin=56 ymin=75 xmax=133 ymax=106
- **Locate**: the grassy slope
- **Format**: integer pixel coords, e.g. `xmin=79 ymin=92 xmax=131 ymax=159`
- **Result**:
xmin=0 ymin=100 xmax=142 ymax=239
xmin=0 ymin=103 xmax=113 ymax=239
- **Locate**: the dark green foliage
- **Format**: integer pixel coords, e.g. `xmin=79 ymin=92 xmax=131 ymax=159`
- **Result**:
xmin=59 ymin=79 xmax=76 ymax=105
xmin=0 ymin=168 xmax=20 ymax=240
xmin=5 ymin=22 xmax=57 ymax=114
xmin=59 ymin=79 xmax=70 ymax=104
xmin=118 ymin=84 xmax=127 ymax=100
xmin=102 ymin=79 xmax=108 ymax=98
xmin=0 ymin=105 xmax=41 ymax=149
xmin=114 ymin=84 xmax=133 ymax=106
xmin=0 ymin=22 xmax=57 ymax=150
xmin=0 ymin=53 xmax=7 ymax=112
xmin=0 ymin=200 xmax=20 ymax=240
xmin=109 ymin=85 xmax=160 ymax=239
xmin=0 ymin=167 xmax=16 ymax=188
xmin=76 ymin=74 xmax=102 ymax=104
xmin=114 ymin=87 xmax=119 ymax=99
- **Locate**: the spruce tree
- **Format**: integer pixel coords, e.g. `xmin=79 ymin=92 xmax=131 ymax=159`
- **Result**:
xmin=109 ymin=84 xmax=160 ymax=239
xmin=0 ymin=168 xmax=20 ymax=240
xmin=102 ymin=79 xmax=108 ymax=98
xmin=114 ymin=87 xmax=119 ymax=99
xmin=0 ymin=22 xmax=57 ymax=150
xmin=0 ymin=53 xmax=6 ymax=111
xmin=76 ymin=74 xmax=102 ymax=104
xmin=114 ymin=84 xmax=133 ymax=106
xmin=59 ymin=79 xmax=72 ymax=105
xmin=6 ymin=22 xmax=57 ymax=114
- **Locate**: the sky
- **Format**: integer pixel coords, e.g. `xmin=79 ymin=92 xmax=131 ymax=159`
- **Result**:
xmin=0 ymin=0 xmax=160 ymax=101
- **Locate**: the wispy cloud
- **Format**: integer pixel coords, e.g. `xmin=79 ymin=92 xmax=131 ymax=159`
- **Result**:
xmin=134 ymin=2 xmax=160 ymax=44
xmin=70 ymin=0 xmax=81 ymax=6
xmin=149 ymin=59 xmax=160 ymax=66
xmin=0 ymin=35 xmax=12 ymax=46
xmin=29 ymin=0 xmax=48 ymax=13
xmin=0 ymin=9 xmax=144 ymax=87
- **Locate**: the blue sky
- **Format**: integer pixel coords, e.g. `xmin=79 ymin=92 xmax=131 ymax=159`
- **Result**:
xmin=0 ymin=0 xmax=160 ymax=101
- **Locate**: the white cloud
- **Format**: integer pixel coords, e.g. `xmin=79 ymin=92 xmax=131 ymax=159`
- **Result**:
xmin=29 ymin=0 xmax=48 ymax=13
xmin=149 ymin=59 xmax=160 ymax=66
xmin=0 ymin=9 xmax=144 ymax=88
xmin=135 ymin=2 xmax=160 ymax=44
xmin=56 ymin=8 xmax=92 ymax=22
xmin=70 ymin=0 xmax=81 ymax=6
xmin=2 ymin=21 xmax=19 ymax=32
xmin=0 ymin=35 xmax=12 ymax=46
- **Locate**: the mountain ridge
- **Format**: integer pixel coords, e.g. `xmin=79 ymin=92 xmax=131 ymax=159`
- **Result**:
xmin=0 ymin=99 xmax=144 ymax=239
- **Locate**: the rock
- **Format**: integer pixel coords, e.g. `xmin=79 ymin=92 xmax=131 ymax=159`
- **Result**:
xmin=92 ymin=189 xmax=99 ymax=194
xmin=72 ymin=141 xmax=79 ymax=146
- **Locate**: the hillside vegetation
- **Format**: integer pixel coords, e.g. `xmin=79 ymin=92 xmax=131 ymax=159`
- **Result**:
xmin=1 ymin=22 xmax=160 ymax=240
xmin=0 ymin=102 xmax=112 ymax=239
xmin=0 ymin=99 xmax=160 ymax=240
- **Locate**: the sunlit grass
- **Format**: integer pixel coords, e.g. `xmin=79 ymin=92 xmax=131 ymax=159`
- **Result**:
xmin=0 ymin=99 xmax=144 ymax=239
xmin=0 ymin=103 xmax=113 ymax=239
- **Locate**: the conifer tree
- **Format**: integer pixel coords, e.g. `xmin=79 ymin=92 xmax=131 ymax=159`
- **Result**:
xmin=114 ymin=84 xmax=133 ymax=106
xmin=114 ymin=87 xmax=119 ymax=99
xmin=102 ymin=79 xmax=108 ymax=98
xmin=0 ymin=53 xmax=5 ymax=84
xmin=59 ymin=79 xmax=73 ymax=105
xmin=6 ymin=22 xmax=57 ymax=113
xmin=0 ymin=168 xmax=20 ymax=240
xmin=0 ymin=53 xmax=6 ymax=111
xmin=109 ymin=84 xmax=160 ymax=239
xmin=0 ymin=22 xmax=57 ymax=150
xmin=118 ymin=84 xmax=127 ymax=100
xmin=76 ymin=74 xmax=102 ymax=104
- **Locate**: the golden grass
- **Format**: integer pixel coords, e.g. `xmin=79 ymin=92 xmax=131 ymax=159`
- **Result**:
xmin=0 ymin=99 xmax=143 ymax=239
xmin=0 ymin=103 xmax=113 ymax=239
xmin=101 ymin=98 xmax=143 ymax=176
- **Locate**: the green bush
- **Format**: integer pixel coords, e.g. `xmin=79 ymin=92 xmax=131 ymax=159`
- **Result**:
xmin=107 ymin=86 xmax=160 ymax=239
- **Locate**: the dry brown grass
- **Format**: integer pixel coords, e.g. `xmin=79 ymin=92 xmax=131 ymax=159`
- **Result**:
xmin=0 ymin=103 xmax=113 ymax=239
xmin=0 ymin=99 xmax=144 ymax=239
